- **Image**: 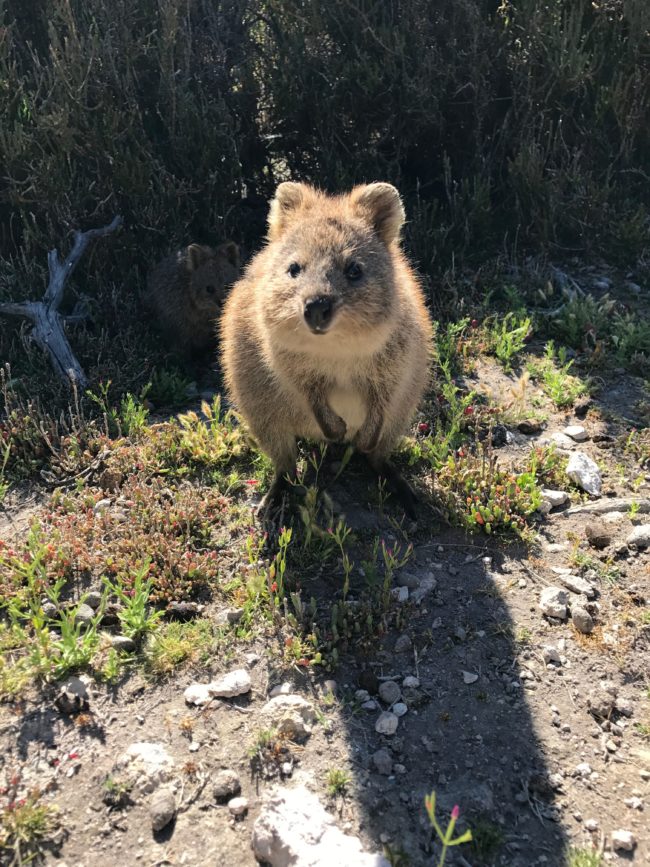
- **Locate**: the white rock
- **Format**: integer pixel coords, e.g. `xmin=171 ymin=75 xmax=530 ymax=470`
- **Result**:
xmin=566 ymin=453 xmax=602 ymax=496
xmin=572 ymin=606 xmax=594 ymax=634
xmin=375 ymin=712 xmax=399 ymax=736
xmin=228 ymin=796 xmax=249 ymax=817
xmin=585 ymin=818 xmax=599 ymax=831
xmin=149 ymin=787 xmax=176 ymax=832
xmin=261 ymin=694 xmax=316 ymax=741
xmin=611 ymin=829 xmax=636 ymax=851
xmin=462 ymin=671 xmax=479 ymax=684
xmin=574 ymin=762 xmax=592 ymax=777
xmin=623 ymin=797 xmax=643 ymax=810
xmin=184 ymin=683 xmax=213 ymax=706
xmin=393 ymin=586 xmax=409 ymax=603
xmin=602 ymin=511 xmax=626 ymax=524
xmin=540 ymin=489 xmax=569 ymax=507
xmin=115 ymin=743 xmax=174 ymax=794
xmin=557 ymin=574 xmax=596 ymax=598
xmin=551 ymin=432 xmax=575 ymax=449
xmin=564 ymin=425 xmax=588 ymax=442
xmin=626 ymin=524 xmax=650 ymax=547
xmin=541 ymin=645 xmax=561 ymax=664
xmin=539 ymin=587 xmax=569 ymax=619
xmin=410 ymin=576 xmax=438 ymax=605
xmin=402 ymin=676 xmax=420 ymax=688
xmin=269 ymin=682 xmax=293 ymax=697
xmin=614 ymin=697 xmax=634 ymax=717
xmin=208 ymin=669 xmax=252 ymax=698
xmin=252 ymin=785 xmax=390 ymax=867
xmin=392 ymin=702 xmax=408 ymax=717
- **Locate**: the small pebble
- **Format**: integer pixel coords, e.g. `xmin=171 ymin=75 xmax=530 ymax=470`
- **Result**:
xmin=149 ymin=787 xmax=176 ymax=832
xmin=375 ymin=712 xmax=399 ymax=736
xmin=394 ymin=634 xmax=412 ymax=654
xmin=564 ymin=425 xmax=588 ymax=442
xmin=611 ymin=829 xmax=636 ymax=852
xmin=378 ymin=681 xmax=401 ymax=705
xmin=572 ymin=606 xmax=594 ymax=634
xmin=228 ymin=796 xmax=248 ymax=817
xmin=371 ymin=749 xmax=393 ymax=776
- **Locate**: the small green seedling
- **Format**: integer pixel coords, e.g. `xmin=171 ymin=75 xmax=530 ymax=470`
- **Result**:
xmin=424 ymin=791 xmax=472 ymax=867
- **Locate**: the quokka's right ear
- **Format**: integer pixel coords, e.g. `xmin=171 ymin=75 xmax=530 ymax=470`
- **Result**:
xmin=186 ymin=244 xmax=213 ymax=271
xmin=267 ymin=182 xmax=317 ymax=241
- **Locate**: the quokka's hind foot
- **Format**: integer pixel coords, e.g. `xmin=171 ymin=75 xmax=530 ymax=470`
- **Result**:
xmin=256 ymin=475 xmax=291 ymax=543
xmin=370 ymin=458 xmax=418 ymax=520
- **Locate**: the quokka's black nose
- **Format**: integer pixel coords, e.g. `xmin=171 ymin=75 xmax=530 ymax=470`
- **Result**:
xmin=303 ymin=296 xmax=333 ymax=331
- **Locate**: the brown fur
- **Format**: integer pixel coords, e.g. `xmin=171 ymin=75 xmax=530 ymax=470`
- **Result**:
xmin=145 ymin=241 xmax=240 ymax=358
xmin=220 ymin=182 xmax=433 ymax=515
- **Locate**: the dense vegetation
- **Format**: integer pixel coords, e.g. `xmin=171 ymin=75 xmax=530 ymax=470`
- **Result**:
xmin=0 ymin=0 xmax=648 ymax=395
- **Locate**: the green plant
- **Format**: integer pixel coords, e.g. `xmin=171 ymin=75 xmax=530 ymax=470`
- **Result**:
xmin=103 ymin=559 xmax=162 ymax=641
xmin=148 ymin=368 xmax=193 ymax=408
xmin=0 ymin=439 xmax=10 ymax=502
xmin=470 ymin=818 xmax=504 ymax=862
xmin=118 ymin=390 xmax=150 ymax=437
xmin=267 ymin=527 xmax=292 ymax=607
xmin=566 ymin=847 xmax=602 ymax=867
xmin=329 ymin=521 xmax=354 ymax=601
xmin=0 ymin=526 xmax=103 ymax=683
xmin=406 ymin=361 xmax=476 ymax=470
xmin=144 ymin=620 xmax=215 ymax=678
xmin=0 ymin=788 xmax=60 ymax=865
xmin=611 ymin=313 xmax=650 ymax=374
xmin=325 ymin=768 xmax=351 ymax=796
xmin=102 ymin=776 xmax=133 ymax=810
xmin=435 ymin=443 xmax=542 ymax=536
xmin=527 ymin=342 xmax=589 ymax=409
xmin=177 ymin=397 xmax=247 ymax=469
xmin=424 ymin=792 xmax=472 ymax=867
xmin=549 ymin=294 xmax=615 ymax=351
xmin=489 ymin=312 xmax=531 ymax=372
xmin=248 ymin=728 xmax=279 ymax=759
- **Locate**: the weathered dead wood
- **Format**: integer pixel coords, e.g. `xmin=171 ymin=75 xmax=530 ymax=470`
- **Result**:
xmin=0 ymin=216 xmax=123 ymax=389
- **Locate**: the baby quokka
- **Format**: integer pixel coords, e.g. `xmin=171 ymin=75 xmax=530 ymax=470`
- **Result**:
xmin=221 ymin=182 xmax=432 ymax=517
xmin=146 ymin=241 xmax=240 ymax=362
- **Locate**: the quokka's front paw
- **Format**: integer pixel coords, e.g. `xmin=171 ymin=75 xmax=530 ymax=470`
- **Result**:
xmin=354 ymin=424 xmax=381 ymax=454
xmin=321 ymin=413 xmax=347 ymax=442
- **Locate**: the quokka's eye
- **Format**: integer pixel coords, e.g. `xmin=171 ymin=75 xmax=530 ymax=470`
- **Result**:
xmin=288 ymin=262 xmax=302 ymax=278
xmin=206 ymin=285 xmax=216 ymax=295
xmin=345 ymin=262 xmax=363 ymax=281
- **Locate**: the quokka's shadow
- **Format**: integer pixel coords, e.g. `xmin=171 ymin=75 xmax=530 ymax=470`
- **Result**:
xmin=270 ymin=452 xmax=569 ymax=866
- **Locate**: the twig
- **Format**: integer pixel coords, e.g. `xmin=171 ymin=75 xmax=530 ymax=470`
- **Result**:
xmin=0 ymin=216 xmax=123 ymax=389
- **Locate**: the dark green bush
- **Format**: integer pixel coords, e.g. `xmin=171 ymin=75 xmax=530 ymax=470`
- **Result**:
xmin=0 ymin=0 xmax=648 ymax=397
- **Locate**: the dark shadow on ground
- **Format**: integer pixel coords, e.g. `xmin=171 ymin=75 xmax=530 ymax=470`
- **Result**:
xmin=284 ymin=456 xmax=569 ymax=867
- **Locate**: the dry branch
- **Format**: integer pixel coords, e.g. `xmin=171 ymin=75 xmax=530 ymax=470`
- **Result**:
xmin=0 ymin=216 xmax=123 ymax=389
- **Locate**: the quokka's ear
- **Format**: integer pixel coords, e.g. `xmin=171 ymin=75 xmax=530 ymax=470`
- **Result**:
xmin=350 ymin=182 xmax=405 ymax=245
xmin=217 ymin=241 xmax=240 ymax=268
xmin=186 ymin=244 xmax=214 ymax=271
xmin=267 ymin=182 xmax=317 ymax=241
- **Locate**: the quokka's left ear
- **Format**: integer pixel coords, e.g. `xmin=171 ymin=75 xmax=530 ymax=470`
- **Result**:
xmin=349 ymin=183 xmax=405 ymax=245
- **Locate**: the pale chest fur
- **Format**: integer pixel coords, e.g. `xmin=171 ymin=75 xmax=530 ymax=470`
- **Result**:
xmin=296 ymin=356 xmax=371 ymax=441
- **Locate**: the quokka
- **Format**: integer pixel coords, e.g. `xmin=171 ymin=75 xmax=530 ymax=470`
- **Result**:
xmin=220 ymin=182 xmax=432 ymax=516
